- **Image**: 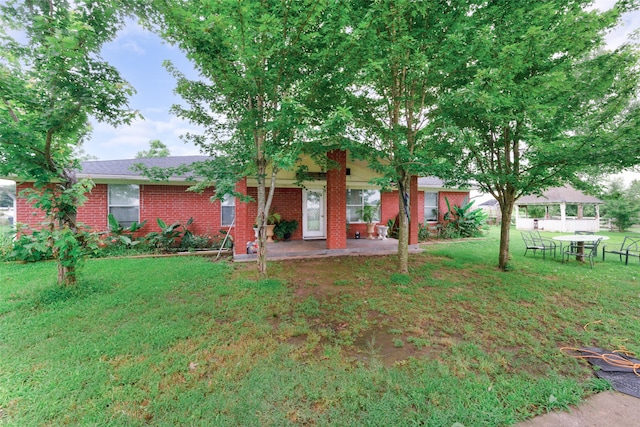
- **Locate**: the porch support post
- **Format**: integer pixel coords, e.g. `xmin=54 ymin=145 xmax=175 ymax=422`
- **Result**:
xmin=560 ymin=202 xmax=567 ymax=232
xmin=326 ymin=149 xmax=347 ymax=250
xmin=408 ymin=175 xmax=419 ymax=245
xmin=233 ymin=178 xmax=250 ymax=256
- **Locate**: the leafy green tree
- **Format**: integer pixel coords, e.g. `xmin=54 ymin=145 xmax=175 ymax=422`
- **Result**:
xmin=146 ymin=0 xmax=352 ymax=278
xmin=601 ymin=178 xmax=640 ymax=231
xmin=439 ymin=1 xmax=640 ymax=270
xmin=0 ymin=0 xmax=137 ymax=285
xmin=135 ymin=139 xmax=170 ymax=158
xmin=344 ymin=0 xmax=464 ymax=273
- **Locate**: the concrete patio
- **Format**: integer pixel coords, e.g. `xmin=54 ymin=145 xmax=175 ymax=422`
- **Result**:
xmin=234 ymin=237 xmax=423 ymax=262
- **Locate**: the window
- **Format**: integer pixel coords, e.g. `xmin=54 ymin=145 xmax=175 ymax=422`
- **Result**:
xmin=424 ymin=192 xmax=438 ymax=221
xmin=221 ymin=194 xmax=235 ymax=226
xmin=108 ymin=184 xmax=140 ymax=227
xmin=346 ymin=189 xmax=380 ymax=222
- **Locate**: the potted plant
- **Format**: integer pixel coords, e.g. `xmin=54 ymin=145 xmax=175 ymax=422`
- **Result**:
xmin=265 ymin=212 xmax=281 ymax=243
xmin=274 ymin=219 xmax=298 ymax=241
xmin=357 ymin=204 xmax=378 ymax=239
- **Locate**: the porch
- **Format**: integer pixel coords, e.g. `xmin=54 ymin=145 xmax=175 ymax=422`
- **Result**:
xmin=234 ymin=238 xmax=422 ymax=262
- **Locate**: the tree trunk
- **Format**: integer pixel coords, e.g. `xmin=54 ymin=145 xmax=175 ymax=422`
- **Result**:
xmin=256 ymin=160 xmax=268 ymax=279
xmin=58 ymin=261 xmax=76 ymax=286
xmin=57 ymin=172 xmax=79 ymax=286
xmin=498 ymin=197 xmax=515 ymax=271
xmin=255 ymin=154 xmax=277 ymax=280
xmin=397 ymin=172 xmax=410 ymax=273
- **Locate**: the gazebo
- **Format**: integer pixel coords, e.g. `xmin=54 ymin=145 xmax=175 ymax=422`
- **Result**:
xmin=515 ymin=185 xmax=603 ymax=232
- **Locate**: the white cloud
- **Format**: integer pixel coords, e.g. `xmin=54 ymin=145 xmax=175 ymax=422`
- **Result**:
xmin=88 ymin=116 xmax=203 ymax=160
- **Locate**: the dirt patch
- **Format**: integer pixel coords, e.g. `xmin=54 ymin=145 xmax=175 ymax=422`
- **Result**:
xmin=346 ymin=324 xmax=437 ymax=366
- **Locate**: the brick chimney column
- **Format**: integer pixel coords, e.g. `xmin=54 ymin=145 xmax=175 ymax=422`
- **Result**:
xmin=326 ymin=150 xmax=347 ymax=250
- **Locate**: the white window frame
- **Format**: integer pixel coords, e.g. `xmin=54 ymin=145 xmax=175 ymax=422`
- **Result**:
xmin=424 ymin=192 xmax=438 ymax=222
xmin=424 ymin=192 xmax=438 ymax=221
xmin=108 ymin=184 xmax=140 ymax=228
xmin=346 ymin=189 xmax=381 ymax=223
xmin=221 ymin=194 xmax=235 ymax=227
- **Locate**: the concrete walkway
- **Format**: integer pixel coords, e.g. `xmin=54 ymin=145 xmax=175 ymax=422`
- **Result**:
xmin=517 ymin=391 xmax=640 ymax=426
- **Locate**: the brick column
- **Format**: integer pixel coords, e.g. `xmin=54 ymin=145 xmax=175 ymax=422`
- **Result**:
xmin=409 ymin=175 xmax=419 ymax=245
xmin=233 ymin=178 xmax=251 ymax=256
xmin=326 ymin=150 xmax=347 ymax=250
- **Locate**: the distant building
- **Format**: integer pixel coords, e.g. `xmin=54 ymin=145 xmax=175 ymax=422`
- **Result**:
xmin=516 ymin=185 xmax=603 ymax=232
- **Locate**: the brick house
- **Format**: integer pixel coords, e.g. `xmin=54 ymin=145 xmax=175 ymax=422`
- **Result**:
xmin=14 ymin=151 xmax=469 ymax=257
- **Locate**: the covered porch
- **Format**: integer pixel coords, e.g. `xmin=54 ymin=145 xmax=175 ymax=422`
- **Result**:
xmin=234 ymin=238 xmax=422 ymax=262
xmin=232 ymin=149 xmax=421 ymax=257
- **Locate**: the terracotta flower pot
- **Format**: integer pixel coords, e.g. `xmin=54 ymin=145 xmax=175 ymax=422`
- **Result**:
xmin=366 ymin=223 xmax=377 ymax=240
xmin=266 ymin=224 xmax=276 ymax=243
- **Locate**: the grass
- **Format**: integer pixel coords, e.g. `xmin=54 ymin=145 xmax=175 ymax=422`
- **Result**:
xmin=1 ymin=226 xmax=639 ymax=426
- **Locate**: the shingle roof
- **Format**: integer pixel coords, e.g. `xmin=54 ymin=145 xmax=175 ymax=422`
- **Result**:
xmin=478 ymin=198 xmax=499 ymax=207
xmin=418 ymin=177 xmax=444 ymax=187
xmin=79 ymin=156 xmax=210 ymax=179
xmin=517 ymin=184 xmax=603 ymax=205
xmin=77 ymin=156 xmax=465 ymax=191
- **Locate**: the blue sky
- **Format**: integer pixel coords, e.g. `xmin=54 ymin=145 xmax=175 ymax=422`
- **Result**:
xmin=87 ymin=23 xmax=203 ymax=160
xmin=86 ymin=1 xmax=640 ymax=170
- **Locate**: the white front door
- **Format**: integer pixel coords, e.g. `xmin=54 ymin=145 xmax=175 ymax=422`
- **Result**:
xmin=303 ymin=189 xmax=325 ymax=239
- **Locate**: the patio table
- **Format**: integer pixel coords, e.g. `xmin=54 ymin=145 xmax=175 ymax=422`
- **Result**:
xmin=552 ymin=234 xmax=609 ymax=261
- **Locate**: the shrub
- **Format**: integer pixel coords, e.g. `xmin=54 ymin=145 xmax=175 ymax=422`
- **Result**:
xmin=442 ymin=197 xmax=488 ymax=238
xmin=8 ymin=227 xmax=53 ymax=262
xmin=274 ymin=219 xmax=298 ymax=240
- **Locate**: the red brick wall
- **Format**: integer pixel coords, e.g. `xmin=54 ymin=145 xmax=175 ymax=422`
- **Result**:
xmin=326 ymin=150 xmax=347 ymax=249
xmin=15 ymin=183 xmax=47 ymax=227
xmin=16 ymin=182 xmax=228 ymax=237
xmin=16 ymin=180 xmax=470 ymax=248
xmin=140 ymin=185 xmax=221 ymax=236
xmin=233 ymin=179 xmax=250 ymax=255
xmin=78 ymin=184 xmax=109 ymax=229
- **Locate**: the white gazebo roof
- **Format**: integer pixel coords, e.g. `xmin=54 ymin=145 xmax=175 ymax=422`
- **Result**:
xmin=517 ymin=185 xmax=603 ymax=206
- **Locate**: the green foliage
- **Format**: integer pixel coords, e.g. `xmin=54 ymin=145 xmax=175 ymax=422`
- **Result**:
xmin=273 ymin=219 xmax=298 ymax=240
xmin=8 ymin=228 xmax=53 ymax=262
xmin=604 ymin=198 xmax=640 ymax=231
xmin=601 ymin=178 xmax=640 ymax=231
xmin=418 ymin=222 xmax=435 ymax=241
xmin=443 ymin=197 xmax=488 ymax=238
xmin=106 ymin=214 xmax=147 ymax=248
xmin=357 ymin=204 xmax=377 ymax=224
xmin=135 ymin=139 xmax=170 ymax=158
xmin=0 ymin=227 xmax=13 ymax=259
xmin=267 ymin=213 xmax=281 ymax=225
xmin=386 ymin=218 xmax=399 ymax=239
xmin=146 ymin=217 xmax=194 ymax=252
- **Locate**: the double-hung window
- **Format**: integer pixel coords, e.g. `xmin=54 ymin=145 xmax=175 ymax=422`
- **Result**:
xmin=108 ymin=184 xmax=140 ymax=227
xmin=221 ymin=194 xmax=235 ymax=226
xmin=346 ymin=189 xmax=380 ymax=222
xmin=424 ymin=192 xmax=438 ymax=221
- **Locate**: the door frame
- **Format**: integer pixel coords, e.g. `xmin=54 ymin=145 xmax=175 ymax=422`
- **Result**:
xmin=302 ymin=188 xmax=326 ymax=239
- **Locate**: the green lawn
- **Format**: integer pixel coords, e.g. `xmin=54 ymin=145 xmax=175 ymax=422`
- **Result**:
xmin=1 ymin=226 xmax=639 ymax=426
